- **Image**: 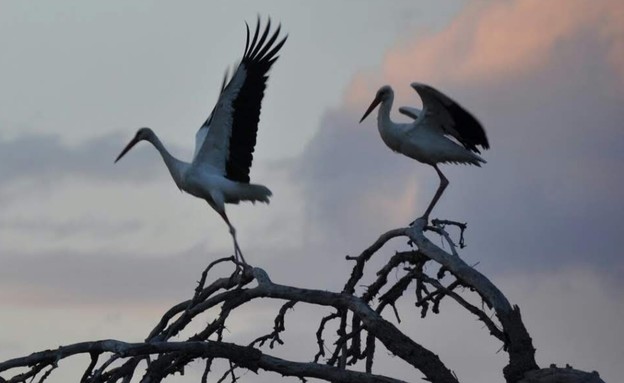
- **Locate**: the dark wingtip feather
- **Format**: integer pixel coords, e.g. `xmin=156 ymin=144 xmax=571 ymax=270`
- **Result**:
xmin=482 ymin=139 xmax=490 ymax=150
xmin=223 ymin=17 xmax=287 ymax=183
xmin=243 ymin=22 xmax=251 ymax=56
xmin=250 ymin=18 xmax=271 ymax=59
xmin=267 ymin=56 xmax=280 ymax=67
xmin=416 ymin=82 xmax=490 ymax=152
xmin=220 ymin=68 xmax=229 ymax=93
xmin=246 ymin=17 xmax=261 ymax=59
xmin=256 ymin=23 xmax=282 ymax=61
xmin=263 ymin=35 xmax=287 ymax=63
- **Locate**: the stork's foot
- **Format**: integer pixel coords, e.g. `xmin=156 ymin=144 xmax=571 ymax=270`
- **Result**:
xmin=229 ymin=264 xmax=242 ymax=283
xmin=409 ymin=216 xmax=429 ymax=227
xmin=228 ymin=256 xmax=251 ymax=285
xmin=406 ymin=217 xmax=428 ymax=247
xmin=228 ymin=259 xmax=254 ymax=290
xmin=233 ymin=245 xmax=248 ymax=266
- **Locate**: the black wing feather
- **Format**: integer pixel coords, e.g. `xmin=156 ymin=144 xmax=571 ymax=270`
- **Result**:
xmin=220 ymin=68 xmax=229 ymax=93
xmin=246 ymin=18 xmax=261 ymax=57
xmin=416 ymin=83 xmax=490 ymax=153
xmin=443 ymin=94 xmax=489 ymax=153
xmin=225 ymin=18 xmax=287 ymax=183
xmin=256 ymin=25 xmax=281 ymax=59
xmin=243 ymin=22 xmax=251 ymax=57
xmin=250 ymin=19 xmax=271 ymax=58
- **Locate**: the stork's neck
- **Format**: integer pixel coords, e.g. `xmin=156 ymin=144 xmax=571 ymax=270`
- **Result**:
xmin=377 ymin=93 xmax=395 ymax=133
xmin=147 ymin=133 xmax=188 ymax=188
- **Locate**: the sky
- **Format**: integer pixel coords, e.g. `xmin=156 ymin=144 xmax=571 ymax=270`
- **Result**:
xmin=1 ymin=1 xmax=623 ymax=382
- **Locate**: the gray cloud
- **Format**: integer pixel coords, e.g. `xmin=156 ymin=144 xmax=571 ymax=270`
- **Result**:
xmin=1 ymin=245 xmax=208 ymax=305
xmin=293 ymin=28 xmax=624 ymax=278
xmin=2 ymin=247 xmax=620 ymax=382
xmin=0 ymin=131 xmax=190 ymax=189
xmin=1 ymin=4 xmax=622 ymax=382
xmin=0 ymin=0 xmax=619 ymax=332
xmin=0 ymin=240 xmax=351 ymax=307
xmin=0 ymin=216 xmax=141 ymax=237
xmin=449 ymin=34 xmax=624 ymax=275
xmin=296 ymin=108 xmax=415 ymax=251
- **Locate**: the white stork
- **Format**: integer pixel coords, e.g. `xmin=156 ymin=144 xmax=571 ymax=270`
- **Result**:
xmin=114 ymin=19 xmax=287 ymax=265
xmin=359 ymin=82 xmax=489 ymax=220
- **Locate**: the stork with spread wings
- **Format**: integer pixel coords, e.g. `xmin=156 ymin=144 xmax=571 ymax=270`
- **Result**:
xmin=115 ymin=18 xmax=287 ymax=265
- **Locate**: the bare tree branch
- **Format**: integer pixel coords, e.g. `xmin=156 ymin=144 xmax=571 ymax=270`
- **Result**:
xmin=1 ymin=218 xmax=605 ymax=383
xmin=409 ymin=218 xmax=538 ymax=382
xmin=0 ymin=339 xmax=408 ymax=383
xmin=416 ymin=272 xmax=505 ymax=341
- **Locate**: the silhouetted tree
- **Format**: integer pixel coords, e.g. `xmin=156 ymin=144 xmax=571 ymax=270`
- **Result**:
xmin=0 ymin=218 xmax=606 ymax=383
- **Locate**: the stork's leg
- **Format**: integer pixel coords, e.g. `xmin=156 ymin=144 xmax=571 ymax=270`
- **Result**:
xmin=218 ymin=210 xmax=247 ymax=265
xmin=422 ymin=165 xmax=449 ymax=221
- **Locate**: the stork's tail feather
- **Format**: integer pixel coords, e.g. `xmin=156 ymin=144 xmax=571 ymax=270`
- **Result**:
xmin=469 ymin=156 xmax=486 ymax=167
xmin=462 ymin=152 xmax=486 ymax=166
xmin=442 ymin=155 xmax=485 ymax=167
xmin=238 ymin=183 xmax=272 ymax=204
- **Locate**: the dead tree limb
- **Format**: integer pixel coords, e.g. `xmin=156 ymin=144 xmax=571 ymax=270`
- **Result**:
xmin=0 ymin=219 xmax=606 ymax=383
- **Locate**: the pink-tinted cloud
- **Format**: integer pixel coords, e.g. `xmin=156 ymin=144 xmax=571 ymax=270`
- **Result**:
xmin=347 ymin=0 xmax=624 ymax=105
xmin=308 ymin=0 xmax=624 ymax=276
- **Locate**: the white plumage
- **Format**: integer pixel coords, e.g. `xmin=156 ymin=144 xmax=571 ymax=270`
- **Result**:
xmin=115 ymin=18 xmax=287 ymax=264
xmin=360 ymin=82 xmax=489 ymax=220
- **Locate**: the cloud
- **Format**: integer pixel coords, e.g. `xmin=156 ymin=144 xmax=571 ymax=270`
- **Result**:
xmin=0 ymin=216 xmax=140 ymax=237
xmin=0 ymin=132 xmax=198 ymax=255
xmin=0 ymin=132 xmax=189 ymax=191
xmin=3 ymin=257 xmax=620 ymax=382
xmin=298 ymin=0 xmax=624 ymax=277
xmin=499 ymin=267 xmax=623 ymax=382
xmin=346 ymin=0 xmax=624 ymax=105
xmin=0 ymin=244 xmax=212 ymax=306
xmin=2 ymin=2 xmax=622 ymax=381
xmin=295 ymin=109 xmax=419 ymax=252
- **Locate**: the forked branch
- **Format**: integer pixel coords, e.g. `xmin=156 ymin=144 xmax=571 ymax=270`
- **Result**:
xmin=0 ymin=219 xmax=547 ymax=383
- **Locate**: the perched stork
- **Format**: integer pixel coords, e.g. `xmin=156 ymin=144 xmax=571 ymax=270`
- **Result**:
xmin=114 ymin=19 xmax=287 ymax=264
xmin=359 ymin=82 xmax=489 ymax=220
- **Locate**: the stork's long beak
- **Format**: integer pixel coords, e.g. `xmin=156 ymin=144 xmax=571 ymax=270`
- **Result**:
xmin=359 ymin=95 xmax=382 ymax=123
xmin=114 ymin=136 xmax=140 ymax=163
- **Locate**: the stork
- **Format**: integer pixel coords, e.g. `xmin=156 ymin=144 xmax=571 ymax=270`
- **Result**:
xmin=359 ymin=82 xmax=489 ymax=221
xmin=114 ymin=18 xmax=287 ymax=265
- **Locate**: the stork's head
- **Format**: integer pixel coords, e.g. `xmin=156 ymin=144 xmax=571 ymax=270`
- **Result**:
xmin=359 ymin=85 xmax=393 ymax=123
xmin=114 ymin=127 xmax=154 ymax=163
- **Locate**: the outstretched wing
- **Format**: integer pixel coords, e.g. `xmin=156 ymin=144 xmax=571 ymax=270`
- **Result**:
xmin=193 ymin=18 xmax=287 ymax=182
xmin=398 ymin=106 xmax=421 ymax=120
xmin=193 ymin=69 xmax=230 ymax=160
xmin=411 ymin=82 xmax=489 ymax=153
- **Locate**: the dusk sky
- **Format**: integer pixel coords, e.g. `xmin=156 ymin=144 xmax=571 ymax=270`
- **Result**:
xmin=1 ymin=1 xmax=622 ymax=382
